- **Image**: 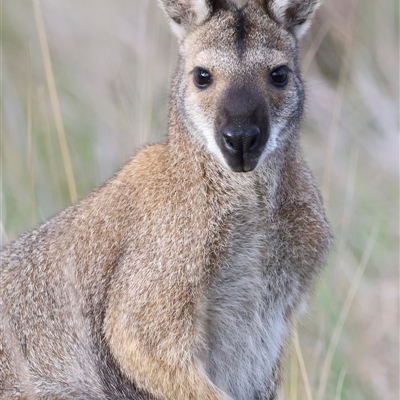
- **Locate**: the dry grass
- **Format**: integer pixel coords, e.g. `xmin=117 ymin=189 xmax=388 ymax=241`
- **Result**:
xmin=1 ymin=0 xmax=399 ymax=399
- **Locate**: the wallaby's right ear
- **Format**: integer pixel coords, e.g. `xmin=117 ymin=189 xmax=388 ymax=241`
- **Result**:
xmin=255 ymin=0 xmax=322 ymax=39
xmin=158 ymin=0 xmax=230 ymax=40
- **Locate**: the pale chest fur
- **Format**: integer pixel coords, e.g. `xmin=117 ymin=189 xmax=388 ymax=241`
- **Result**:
xmin=197 ymin=176 xmax=306 ymax=400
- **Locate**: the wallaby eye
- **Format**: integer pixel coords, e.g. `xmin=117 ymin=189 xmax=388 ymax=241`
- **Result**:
xmin=270 ymin=66 xmax=289 ymax=87
xmin=193 ymin=67 xmax=212 ymax=89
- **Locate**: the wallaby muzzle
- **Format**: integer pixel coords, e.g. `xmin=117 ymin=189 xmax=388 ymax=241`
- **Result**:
xmin=215 ymin=85 xmax=269 ymax=172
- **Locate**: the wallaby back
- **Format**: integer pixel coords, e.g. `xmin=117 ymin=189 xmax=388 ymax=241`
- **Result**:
xmin=0 ymin=1 xmax=331 ymax=399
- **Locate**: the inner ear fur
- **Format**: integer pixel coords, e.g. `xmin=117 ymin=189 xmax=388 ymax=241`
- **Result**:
xmin=256 ymin=0 xmax=321 ymax=39
xmin=158 ymin=0 xmax=232 ymax=39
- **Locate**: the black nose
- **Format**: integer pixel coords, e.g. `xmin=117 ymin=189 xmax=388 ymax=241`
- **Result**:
xmin=222 ymin=125 xmax=261 ymax=156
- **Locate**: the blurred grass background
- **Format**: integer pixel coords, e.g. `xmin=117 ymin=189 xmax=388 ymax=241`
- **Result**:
xmin=1 ymin=0 xmax=399 ymax=399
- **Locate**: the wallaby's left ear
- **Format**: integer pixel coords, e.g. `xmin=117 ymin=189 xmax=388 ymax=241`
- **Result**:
xmin=262 ymin=0 xmax=322 ymax=39
xmin=158 ymin=0 xmax=230 ymax=40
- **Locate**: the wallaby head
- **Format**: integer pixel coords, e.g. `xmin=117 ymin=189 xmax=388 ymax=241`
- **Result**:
xmin=159 ymin=0 xmax=320 ymax=172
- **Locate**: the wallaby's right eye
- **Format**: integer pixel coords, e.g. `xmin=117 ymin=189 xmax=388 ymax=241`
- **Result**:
xmin=193 ymin=68 xmax=212 ymax=89
xmin=270 ymin=66 xmax=289 ymax=87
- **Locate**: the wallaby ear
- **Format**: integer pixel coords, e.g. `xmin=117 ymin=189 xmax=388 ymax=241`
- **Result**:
xmin=261 ymin=0 xmax=322 ymax=39
xmin=158 ymin=0 xmax=229 ymax=40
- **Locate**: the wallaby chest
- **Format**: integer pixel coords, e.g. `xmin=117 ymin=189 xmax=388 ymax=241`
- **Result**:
xmin=198 ymin=179 xmax=299 ymax=400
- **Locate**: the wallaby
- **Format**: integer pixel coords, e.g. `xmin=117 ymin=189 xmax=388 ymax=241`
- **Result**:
xmin=0 ymin=0 xmax=332 ymax=399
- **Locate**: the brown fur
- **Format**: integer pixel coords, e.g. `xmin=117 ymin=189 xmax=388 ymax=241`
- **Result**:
xmin=0 ymin=1 xmax=331 ymax=399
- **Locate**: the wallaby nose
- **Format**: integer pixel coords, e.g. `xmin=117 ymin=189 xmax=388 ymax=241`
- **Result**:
xmin=215 ymin=87 xmax=270 ymax=172
xmin=222 ymin=125 xmax=261 ymax=156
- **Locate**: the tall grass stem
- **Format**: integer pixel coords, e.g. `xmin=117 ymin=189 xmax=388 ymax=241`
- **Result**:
xmin=290 ymin=340 xmax=299 ymax=400
xmin=27 ymin=44 xmax=37 ymax=225
xmin=32 ymin=0 xmax=77 ymax=204
xmin=294 ymin=329 xmax=314 ymax=400
xmin=334 ymin=366 xmax=347 ymax=400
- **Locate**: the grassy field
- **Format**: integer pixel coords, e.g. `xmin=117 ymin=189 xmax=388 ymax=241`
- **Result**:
xmin=1 ymin=0 xmax=399 ymax=399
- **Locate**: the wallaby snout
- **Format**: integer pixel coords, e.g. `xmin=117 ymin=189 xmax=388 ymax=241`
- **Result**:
xmin=220 ymin=121 xmax=266 ymax=172
xmin=216 ymin=86 xmax=269 ymax=172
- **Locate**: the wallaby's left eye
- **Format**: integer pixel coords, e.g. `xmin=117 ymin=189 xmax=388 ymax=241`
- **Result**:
xmin=193 ymin=68 xmax=212 ymax=89
xmin=270 ymin=66 xmax=289 ymax=87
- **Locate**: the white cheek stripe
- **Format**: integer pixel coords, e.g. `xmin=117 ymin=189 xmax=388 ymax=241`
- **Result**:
xmin=204 ymin=133 xmax=231 ymax=170
xmin=186 ymin=106 xmax=231 ymax=170
xmin=257 ymin=123 xmax=283 ymax=168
